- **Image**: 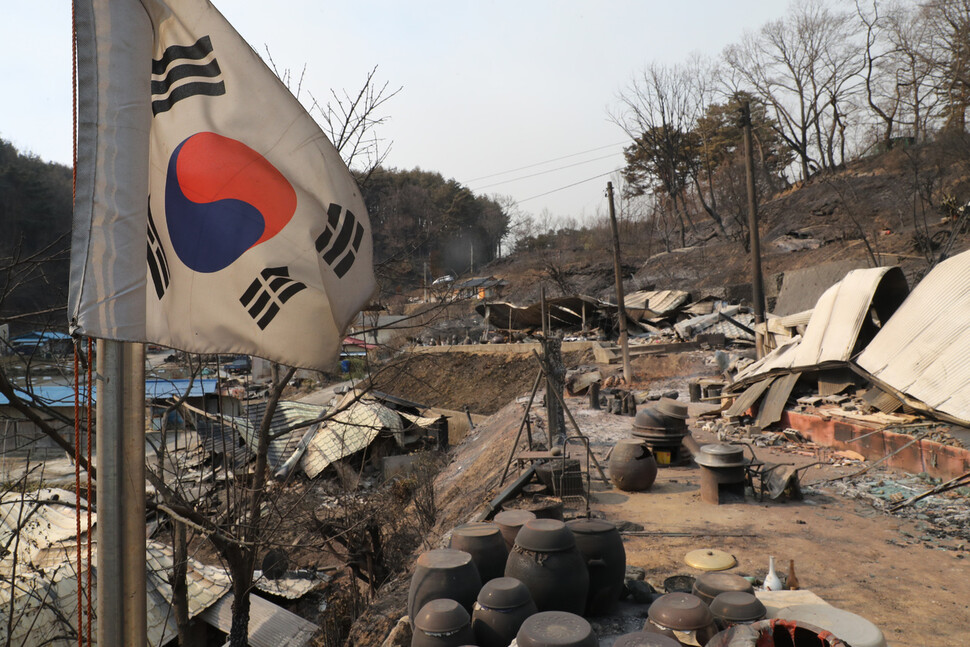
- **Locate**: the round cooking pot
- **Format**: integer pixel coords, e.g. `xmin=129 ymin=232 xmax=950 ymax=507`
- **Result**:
xmin=609 ymin=439 xmax=659 ymax=492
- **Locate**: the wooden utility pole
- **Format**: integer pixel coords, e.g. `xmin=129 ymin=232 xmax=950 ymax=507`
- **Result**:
xmin=607 ymin=182 xmax=632 ymax=384
xmin=741 ymin=101 xmax=766 ymax=358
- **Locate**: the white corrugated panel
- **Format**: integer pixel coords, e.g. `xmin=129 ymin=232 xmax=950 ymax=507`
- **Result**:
xmin=856 ymin=250 xmax=970 ymax=425
xmin=302 ymin=395 xmax=402 ymax=478
xmin=734 ymin=267 xmax=904 ymax=385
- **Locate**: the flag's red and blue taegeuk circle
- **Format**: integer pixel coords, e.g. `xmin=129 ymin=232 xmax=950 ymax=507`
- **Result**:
xmin=164 ymin=132 xmax=297 ymax=273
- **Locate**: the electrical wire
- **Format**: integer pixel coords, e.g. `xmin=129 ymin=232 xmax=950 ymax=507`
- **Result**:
xmin=471 ymin=153 xmax=621 ymax=191
xmin=466 ymin=141 xmax=627 ymax=182
xmin=517 ymin=168 xmax=623 ymax=204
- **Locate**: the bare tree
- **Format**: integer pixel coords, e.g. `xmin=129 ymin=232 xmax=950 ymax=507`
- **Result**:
xmin=724 ymin=0 xmax=862 ymax=180
xmin=922 ymin=0 xmax=970 ymax=133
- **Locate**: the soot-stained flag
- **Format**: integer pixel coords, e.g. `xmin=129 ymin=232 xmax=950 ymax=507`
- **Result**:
xmin=70 ymin=0 xmax=376 ymax=370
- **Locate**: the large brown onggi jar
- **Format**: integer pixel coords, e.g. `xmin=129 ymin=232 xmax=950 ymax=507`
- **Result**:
xmin=449 ymin=522 xmax=509 ymax=583
xmin=411 ymin=599 xmax=476 ymax=647
xmin=407 ymin=549 xmax=482 ymax=623
xmin=504 ymin=519 xmax=589 ymax=615
xmin=566 ymin=518 xmax=626 ymax=616
xmin=471 ymin=576 xmax=537 ymax=647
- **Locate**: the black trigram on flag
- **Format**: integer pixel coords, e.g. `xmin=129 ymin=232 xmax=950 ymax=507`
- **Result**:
xmin=239 ymin=267 xmax=307 ymax=330
xmin=151 ymin=36 xmax=225 ymax=116
xmin=315 ymin=203 xmax=364 ymax=279
xmin=147 ymin=204 xmax=171 ymax=299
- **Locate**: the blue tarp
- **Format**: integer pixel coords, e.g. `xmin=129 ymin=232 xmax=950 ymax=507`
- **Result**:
xmin=0 ymin=379 xmax=219 ymax=406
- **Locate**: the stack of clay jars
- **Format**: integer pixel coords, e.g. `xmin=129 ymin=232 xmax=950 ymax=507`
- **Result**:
xmin=691 ymin=572 xmax=766 ymax=629
xmin=628 ymin=398 xmax=690 ymax=467
xmin=408 ymin=517 xmax=628 ymax=646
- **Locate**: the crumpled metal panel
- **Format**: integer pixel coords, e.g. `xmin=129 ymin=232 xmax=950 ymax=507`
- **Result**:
xmin=302 ymin=394 xmax=403 ymax=478
xmin=238 ymin=400 xmax=329 ymax=470
xmin=856 ymin=250 xmax=970 ymax=426
xmin=735 ymin=266 xmax=907 ymax=386
xmin=253 ymin=569 xmax=331 ymax=599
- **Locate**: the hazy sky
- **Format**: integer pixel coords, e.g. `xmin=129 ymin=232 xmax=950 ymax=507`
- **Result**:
xmin=1 ymin=1 xmax=790 ymax=223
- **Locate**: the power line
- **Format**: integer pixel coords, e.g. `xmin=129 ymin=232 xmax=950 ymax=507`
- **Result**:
xmin=467 ymin=141 xmax=627 ymax=182
xmin=471 ymin=153 xmax=620 ymax=191
xmin=517 ymin=169 xmax=623 ymax=204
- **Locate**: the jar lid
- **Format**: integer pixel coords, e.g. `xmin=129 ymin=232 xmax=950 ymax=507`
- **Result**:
xmin=694 ymin=444 xmax=748 ymax=468
xmin=709 ymin=591 xmax=767 ymax=622
xmin=566 ymin=518 xmax=616 ymax=536
xmin=692 ymin=572 xmax=754 ymax=600
xmin=477 ymin=576 xmax=533 ymax=609
xmin=516 ymin=611 xmax=596 ymax=647
xmin=647 ymin=593 xmax=715 ymax=631
xmin=415 ymin=548 xmax=473 ymax=570
xmin=684 ymin=548 xmax=737 ymax=571
xmin=514 ymin=518 xmax=575 ymax=552
xmin=494 ymin=509 xmax=537 ymax=527
xmin=453 ymin=522 xmax=502 ymax=539
xmin=414 ymin=598 xmax=470 ymax=633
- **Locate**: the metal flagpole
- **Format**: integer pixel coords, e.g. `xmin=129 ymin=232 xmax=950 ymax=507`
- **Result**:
xmin=96 ymin=339 xmax=147 ymax=645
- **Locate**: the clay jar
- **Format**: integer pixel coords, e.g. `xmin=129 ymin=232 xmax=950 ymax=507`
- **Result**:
xmin=644 ymin=593 xmax=718 ymax=646
xmin=449 ymin=522 xmax=509 ymax=583
xmin=504 ymin=519 xmax=589 ymax=615
xmin=516 ymin=611 xmax=598 ymax=647
xmin=407 ymin=549 xmax=482 ymax=622
xmin=494 ymin=509 xmax=537 ymax=550
xmin=567 ymin=518 xmax=626 ymax=616
xmin=411 ymin=599 xmax=476 ymax=647
xmin=471 ymin=576 xmax=538 ymax=647
xmin=609 ymin=439 xmax=659 ymax=491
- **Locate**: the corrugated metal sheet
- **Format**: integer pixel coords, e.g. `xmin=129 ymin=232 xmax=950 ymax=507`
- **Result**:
xmin=725 ymin=377 xmax=776 ymax=417
xmin=855 ymin=250 xmax=970 ymax=425
xmin=200 ymin=591 xmax=318 ymax=647
xmin=625 ymin=289 xmax=690 ymax=317
xmin=757 ymin=372 xmax=801 ymax=427
xmin=241 ymin=401 xmax=328 ymax=470
xmin=302 ymin=395 xmax=402 ymax=478
xmin=735 ymin=266 xmax=907 ymax=385
xmin=674 ymin=306 xmax=755 ymax=341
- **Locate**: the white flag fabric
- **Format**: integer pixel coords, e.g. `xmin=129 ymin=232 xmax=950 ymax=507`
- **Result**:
xmin=70 ymin=0 xmax=376 ymax=371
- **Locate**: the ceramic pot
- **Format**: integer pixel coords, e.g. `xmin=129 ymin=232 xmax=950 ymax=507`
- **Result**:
xmin=644 ymin=593 xmax=718 ymax=646
xmin=494 ymin=509 xmax=536 ymax=550
xmin=567 ymin=518 xmax=626 ymax=616
xmin=411 ymin=599 xmax=476 ymax=647
xmin=449 ymin=522 xmax=509 ymax=583
xmin=504 ymin=519 xmax=589 ymax=615
xmin=610 ymin=439 xmax=659 ymax=491
xmin=471 ymin=576 xmax=537 ymax=647
xmin=407 ymin=549 xmax=482 ymax=622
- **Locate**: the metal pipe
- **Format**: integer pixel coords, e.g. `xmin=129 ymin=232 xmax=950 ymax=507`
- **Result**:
xmin=96 ymin=340 xmax=147 ymax=646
